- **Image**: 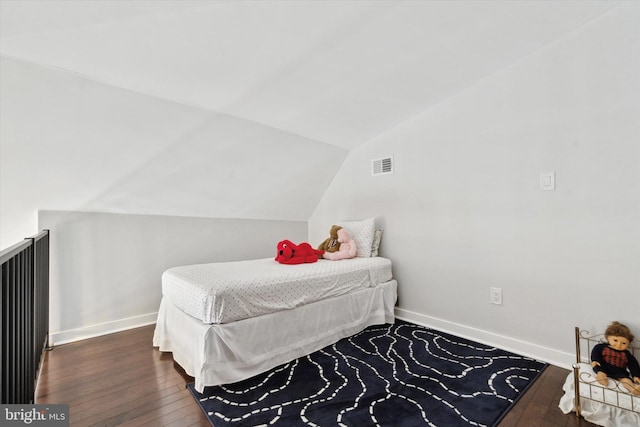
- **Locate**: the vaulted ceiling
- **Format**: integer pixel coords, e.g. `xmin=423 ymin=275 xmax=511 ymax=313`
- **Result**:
xmin=1 ymin=0 xmax=616 ymax=149
xmin=0 ymin=0 xmax=620 ymax=232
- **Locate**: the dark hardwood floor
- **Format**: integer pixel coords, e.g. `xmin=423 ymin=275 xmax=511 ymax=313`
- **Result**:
xmin=35 ymin=325 xmax=596 ymax=426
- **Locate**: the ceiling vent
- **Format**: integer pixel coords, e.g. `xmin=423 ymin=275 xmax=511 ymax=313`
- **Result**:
xmin=372 ymin=156 xmax=393 ymax=176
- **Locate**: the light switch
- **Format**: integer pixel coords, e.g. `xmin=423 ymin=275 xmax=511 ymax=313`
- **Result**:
xmin=540 ymin=172 xmax=555 ymax=191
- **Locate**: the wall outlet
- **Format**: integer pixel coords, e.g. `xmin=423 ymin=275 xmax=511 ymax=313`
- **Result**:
xmin=490 ymin=287 xmax=503 ymax=305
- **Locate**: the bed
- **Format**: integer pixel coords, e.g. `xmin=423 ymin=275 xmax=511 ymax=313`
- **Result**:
xmin=558 ymin=326 xmax=640 ymax=427
xmin=153 ymin=218 xmax=397 ymax=392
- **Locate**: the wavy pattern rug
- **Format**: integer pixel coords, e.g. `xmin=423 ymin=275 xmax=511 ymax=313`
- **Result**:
xmin=188 ymin=320 xmax=546 ymax=426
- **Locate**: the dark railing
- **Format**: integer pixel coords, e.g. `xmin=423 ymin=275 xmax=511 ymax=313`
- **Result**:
xmin=0 ymin=230 xmax=50 ymax=404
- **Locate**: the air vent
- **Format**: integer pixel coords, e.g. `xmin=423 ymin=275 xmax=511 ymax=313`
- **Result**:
xmin=372 ymin=156 xmax=393 ymax=176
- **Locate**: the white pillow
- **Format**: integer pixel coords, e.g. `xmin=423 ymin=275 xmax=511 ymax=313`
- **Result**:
xmin=338 ymin=217 xmax=376 ymax=257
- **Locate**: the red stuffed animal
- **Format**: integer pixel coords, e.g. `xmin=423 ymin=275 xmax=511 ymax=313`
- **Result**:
xmin=275 ymin=240 xmax=324 ymax=265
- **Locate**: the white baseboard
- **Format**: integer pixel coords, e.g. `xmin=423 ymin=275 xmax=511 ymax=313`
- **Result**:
xmin=49 ymin=312 xmax=158 ymax=346
xmin=49 ymin=308 xmax=575 ymax=369
xmin=395 ymin=308 xmax=574 ymax=370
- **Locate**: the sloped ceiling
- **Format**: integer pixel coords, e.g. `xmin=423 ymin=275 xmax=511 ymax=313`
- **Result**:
xmin=1 ymin=0 xmax=617 ymax=149
xmin=0 ymin=0 xmax=619 ymax=234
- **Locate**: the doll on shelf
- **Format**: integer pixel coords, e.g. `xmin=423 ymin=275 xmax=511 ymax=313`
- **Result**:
xmin=591 ymin=321 xmax=640 ymax=395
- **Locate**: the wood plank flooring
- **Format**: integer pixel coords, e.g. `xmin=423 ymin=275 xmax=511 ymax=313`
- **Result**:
xmin=35 ymin=325 xmax=596 ymax=426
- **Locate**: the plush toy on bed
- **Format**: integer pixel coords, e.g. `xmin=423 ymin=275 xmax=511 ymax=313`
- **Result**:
xmin=322 ymin=228 xmax=357 ymax=261
xmin=591 ymin=321 xmax=640 ymax=395
xmin=275 ymin=240 xmax=324 ymax=265
xmin=317 ymin=225 xmax=342 ymax=258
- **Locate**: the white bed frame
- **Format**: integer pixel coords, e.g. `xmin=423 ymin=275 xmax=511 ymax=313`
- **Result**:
xmin=560 ymin=326 xmax=640 ymax=426
xmin=153 ymin=279 xmax=397 ymax=392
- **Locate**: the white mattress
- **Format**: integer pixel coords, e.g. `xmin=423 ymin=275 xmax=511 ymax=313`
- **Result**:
xmin=153 ymin=279 xmax=397 ymax=391
xmin=161 ymin=257 xmax=393 ymax=324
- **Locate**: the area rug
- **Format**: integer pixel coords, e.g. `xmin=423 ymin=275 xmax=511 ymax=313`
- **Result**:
xmin=188 ymin=320 xmax=547 ymax=426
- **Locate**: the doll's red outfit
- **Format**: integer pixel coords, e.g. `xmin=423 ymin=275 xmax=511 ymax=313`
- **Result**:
xmin=591 ymin=343 xmax=640 ymax=380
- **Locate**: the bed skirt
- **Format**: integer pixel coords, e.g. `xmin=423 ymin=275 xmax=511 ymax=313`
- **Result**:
xmin=153 ymin=280 xmax=397 ymax=392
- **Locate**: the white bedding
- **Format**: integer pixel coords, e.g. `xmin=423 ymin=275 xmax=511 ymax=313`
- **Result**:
xmin=559 ymin=362 xmax=640 ymax=427
xmin=161 ymin=257 xmax=393 ymax=324
xmin=153 ymin=279 xmax=397 ymax=391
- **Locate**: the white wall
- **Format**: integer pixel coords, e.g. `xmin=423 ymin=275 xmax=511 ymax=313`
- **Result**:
xmin=0 ymin=56 xmax=341 ymax=341
xmin=40 ymin=211 xmax=307 ymax=344
xmin=310 ymin=3 xmax=639 ymax=367
xmin=0 ymin=56 xmax=346 ymax=250
xmin=0 ymin=56 xmax=343 ymax=342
